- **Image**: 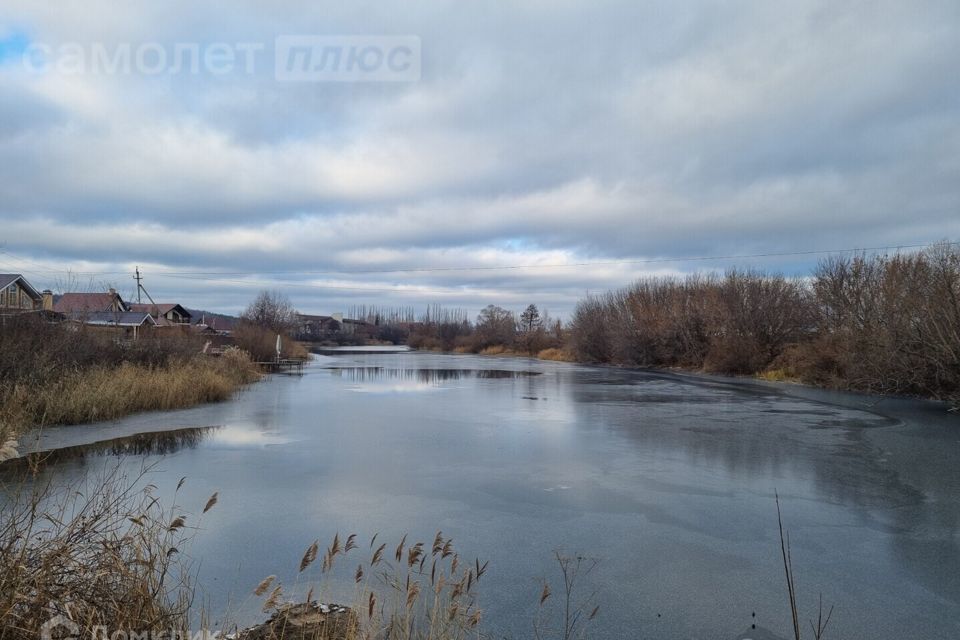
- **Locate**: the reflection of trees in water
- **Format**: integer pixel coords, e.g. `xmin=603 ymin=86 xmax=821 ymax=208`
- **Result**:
xmin=570 ymin=376 xmax=907 ymax=505
xmin=326 ymin=367 xmax=541 ymax=384
xmin=569 ymin=368 xmax=960 ymax=606
xmin=1 ymin=426 xmax=217 ymax=473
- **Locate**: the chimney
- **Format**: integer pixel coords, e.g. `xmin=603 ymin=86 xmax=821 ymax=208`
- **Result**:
xmin=42 ymin=290 xmax=53 ymax=311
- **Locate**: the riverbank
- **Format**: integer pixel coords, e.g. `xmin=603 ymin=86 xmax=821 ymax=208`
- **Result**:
xmin=0 ymin=347 xmax=259 ymax=462
xmin=449 ymin=345 xmax=959 ymax=411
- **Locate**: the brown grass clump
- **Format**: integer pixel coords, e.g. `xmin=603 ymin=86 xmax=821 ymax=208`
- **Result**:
xmin=0 ymin=466 xmax=212 ymax=640
xmin=3 ymin=349 xmax=259 ymax=435
xmin=478 ymin=346 xmax=510 ymax=356
xmin=536 ymin=348 xmax=574 ymax=363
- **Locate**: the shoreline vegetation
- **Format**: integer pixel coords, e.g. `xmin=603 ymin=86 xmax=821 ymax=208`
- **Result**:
xmin=0 ymin=290 xmax=317 ymax=460
xmin=382 ymin=244 xmax=958 ymax=410
xmin=0 ymin=317 xmax=263 ymax=462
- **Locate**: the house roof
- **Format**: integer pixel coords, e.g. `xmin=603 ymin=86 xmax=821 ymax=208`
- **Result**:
xmin=0 ymin=274 xmax=42 ymax=300
xmin=128 ymin=302 xmax=192 ymax=318
xmin=298 ymin=314 xmax=334 ymax=322
xmin=68 ymin=311 xmax=156 ymax=327
xmin=53 ymin=292 xmax=125 ymax=314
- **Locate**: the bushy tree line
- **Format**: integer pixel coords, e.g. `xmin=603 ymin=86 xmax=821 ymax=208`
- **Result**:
xmin=569 ymin=243 xmax=960 ymax=404
xmin=800 ymin=244 xmax=960 ymax=402
xmin=406 ymin=303 xmax=564 ymax=354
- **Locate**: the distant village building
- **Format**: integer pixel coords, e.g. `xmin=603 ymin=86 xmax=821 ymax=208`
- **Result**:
xmin=295 ymin=312 xmax=375 ymax=341
xmin=296 ymin=314 xmax=341 ymax=340
xmin=0 ymin=274 xmax=223 ymax=341
xmin=53 ymin=289 xmax=128 ymax=314
xmin=128 ymin=303 xmax=193 ymax=326
xmin=49 ymin=289 xmax=164 ymax=339
xmin=70 ymin=311 xmax=156 ymax=339
xmin=339 ymin=317 xmax=374 ymax=338
xmin=0 ymin=274 xmax=42 ymax=312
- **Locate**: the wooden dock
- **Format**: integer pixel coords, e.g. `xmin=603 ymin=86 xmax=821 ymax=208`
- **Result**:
xmin=255 ymin=358 xmax=307 ymax=374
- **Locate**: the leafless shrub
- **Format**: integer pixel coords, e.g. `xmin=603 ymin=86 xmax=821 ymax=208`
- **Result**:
xmin=798 ymin=242 xmax=960 ymax=403
xmin=534 ymin=552 xmax=600 ymax=640
xmin=570 ymin=271 xmax=814 ymax=374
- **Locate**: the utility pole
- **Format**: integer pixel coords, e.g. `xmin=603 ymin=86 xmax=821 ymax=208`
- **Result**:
xmin=132 ymin=267 xmax=156 ymax=306
xmin=134 ymin=266 xmax=143 ymax=303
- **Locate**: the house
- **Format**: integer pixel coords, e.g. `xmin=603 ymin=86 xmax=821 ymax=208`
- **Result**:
xmin=296 ymin=313 xmax=341 ymax=340
xmin=0 ymin=274 xmax=43 ymax=312
xmin=67 ymin=311 xmax=156 ymax=339
xmin=128 ymin=302 xmax=193 ymax=326
xmin=51 ymin=289 xmax=163 ymax=338
xmin=339 ymin=317 xmax=375 ymax=338
xmin=53 ymin=288 xmax=128 ymax=314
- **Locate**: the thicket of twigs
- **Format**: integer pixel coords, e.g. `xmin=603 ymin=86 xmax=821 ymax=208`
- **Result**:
xmin=569 ymin=243 xmax=960 ymax=406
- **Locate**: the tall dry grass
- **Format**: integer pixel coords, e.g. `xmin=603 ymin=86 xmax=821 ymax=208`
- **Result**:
xmin=1 ymin=349 xmax=259 ymax=446
xmin=248 ymin=531 xmax=488 ymax=640
xmin=0 ymin=310 xmax=262 ymax=455
xmin=0 ymin=466 xmax=212 ymax=640
xmin=536 ymin=348 xmax=575 ymax=363
xmin=233 ymin=322 xmax=309 ymax=361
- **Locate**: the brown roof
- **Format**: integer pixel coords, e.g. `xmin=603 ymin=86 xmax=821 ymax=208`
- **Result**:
xmin=53 ymin=292 xmax=124 ymax=314
xmin=129 ymin=303 xmax=189 ymax=316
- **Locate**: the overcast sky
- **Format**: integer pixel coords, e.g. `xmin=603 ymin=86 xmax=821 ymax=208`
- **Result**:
xmin=1 ymin=1 xmax=957 ymax=317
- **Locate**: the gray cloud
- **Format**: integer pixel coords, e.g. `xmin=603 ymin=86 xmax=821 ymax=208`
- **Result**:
xmin=1 ymin=0 xmax=958 ymax=316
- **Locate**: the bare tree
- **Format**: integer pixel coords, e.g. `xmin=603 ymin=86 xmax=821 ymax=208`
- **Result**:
xmin=241 ymin=290 xmax=298 ymax=333
xmin=475 ymin=305 xmax=516 ymax=349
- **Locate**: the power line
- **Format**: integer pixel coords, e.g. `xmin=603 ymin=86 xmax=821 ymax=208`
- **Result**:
xmin=2 ymin=241 xmax=955 ymax=278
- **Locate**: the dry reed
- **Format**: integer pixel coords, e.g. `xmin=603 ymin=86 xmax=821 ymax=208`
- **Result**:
xmin=252 ymin=530 xmax=489 ymax=640
xmin=1 ymin=348 xmax=259 ymax=442
xmin=0 ymin=465 xmax=212 ymax=640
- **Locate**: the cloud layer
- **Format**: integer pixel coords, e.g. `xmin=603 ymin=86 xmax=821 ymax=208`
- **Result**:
xmin=1 ymin=1 xmax=958 ymax=316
